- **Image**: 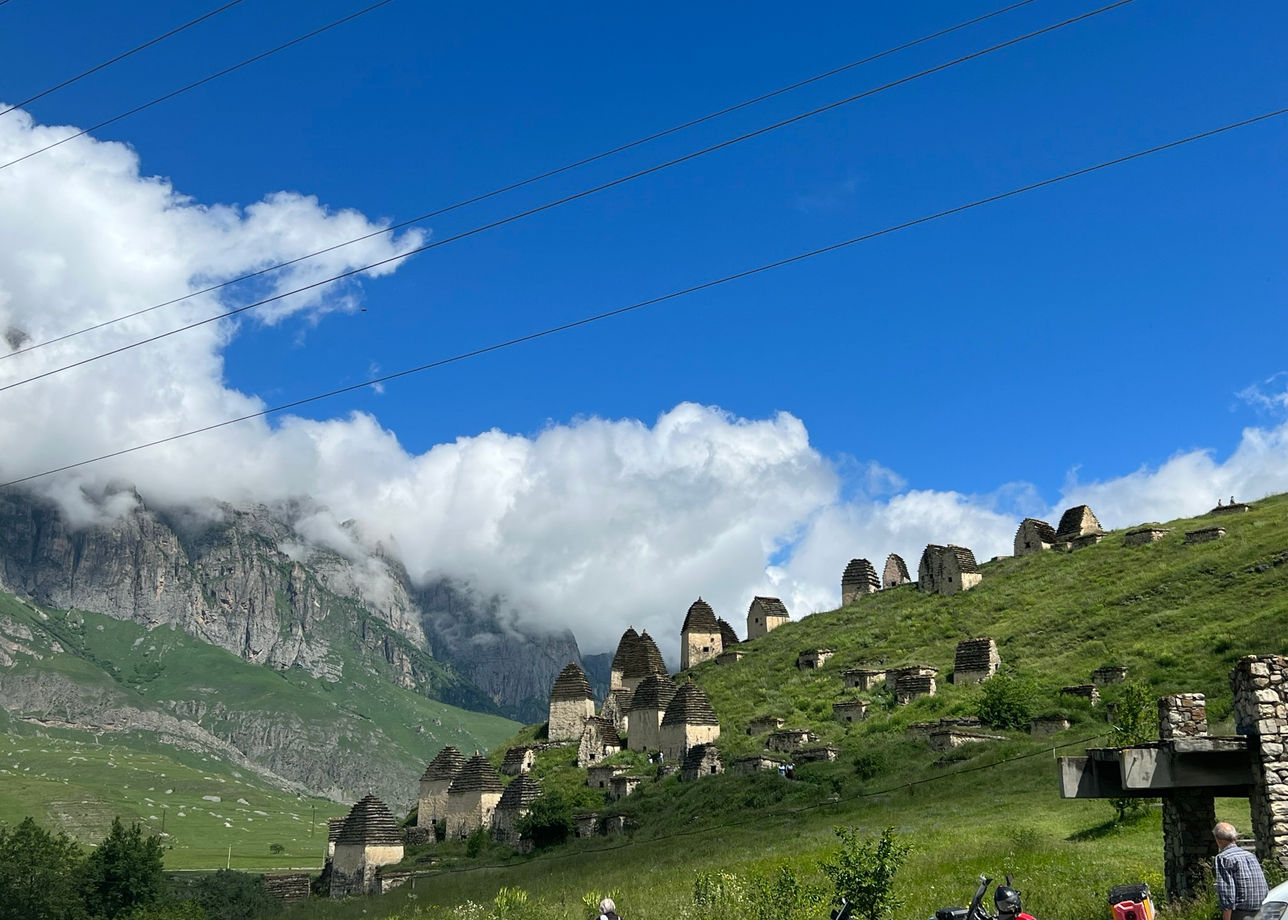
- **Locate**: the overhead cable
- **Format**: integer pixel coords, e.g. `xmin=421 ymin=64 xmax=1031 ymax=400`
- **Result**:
xmin=0 ymin=0 xmax=250 ymax=119
xmin=1 ymin=103 xmax=1282 ymax=489
xmin=0 ymin=0 xmax=1042 ymax=362
xmin=0 ymin=0 xmax=1141 ymax=394
xmin=0 ymin=0 xmax=400 ymax=172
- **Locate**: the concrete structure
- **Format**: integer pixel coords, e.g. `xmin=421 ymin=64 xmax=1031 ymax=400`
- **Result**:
xmin=918 ymin=544 xmax=982 ymax=596
xmin=767 ymin=729 xmax=813 ymax=752
xmin=620 ymin=630 xmax=667 ymax=693
xmin=577 ymin=716 xmax=621 ymax=767
xmin=586 ymin=764 xmax=625 ymax=791
xmin=1030 ymin=716 xmax=1071 ymax=737
xmin=746 ymin=596 xmax=790 ymax=640
xmin=747 ymin=715 xmax=784 ymax=735
xmin=444 ymin=754 xmax=504 ymax=840
xmin=1092 ymin=666 xmax=1129 ymax=686
xmin=1014 ymin=518 xmax=1058 ymax=556
xmin=681 ymin=598 xmax=723 ymax=670
xmin=833 ymin=699 xmax=868 ymax=723
xmin=609 ymin=627 xmax=640 ymax=691
xmin=842 ymin=667 xmax=886 ymax=691
xmin=1061 ymin=684 xmax=1101 ymax=706
xmin=330 ymin=795 xmax=405 ymax=898
xmin=600 ymin=688 xmax=631 ymax=736
xmin=548 ymin=662 xmax=595 ymax=742
xmin=680 ymin=743 xmax=723 ymax=782
xmin=953 ymin=637 xmax=1000 ymax=684
xmin=417 ymin=745 xmax=465 ymax=829
xmin=492 ymin=774 xmax=541 ymax=846
xmin=1055 ymin=504 xmax=1103 ymax=545
xmin=659 ymin=680 xmax=721 ymax=761
xmin=1186 ymin=527 xmax=1226 ymax=544
xmin=841 ymin=558 xmax=880 ymax=605
xmin=1125 ymin=525 xmax=1170 ymax=546
xmin=797 ymin=648 xmax=834 ymax=670
xmin=883 ymin=553 xmax=912 ymax=589
xmin=627 ymin=672 xmax=677 ymax=752
xmin=500 ymin=746 xmax=536 ymax=776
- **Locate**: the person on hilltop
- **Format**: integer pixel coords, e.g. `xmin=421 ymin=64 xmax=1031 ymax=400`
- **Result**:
xmin=1214 ymin=822 xmax=1269 ymax=920
xmin=598 ymin=897 xmax=621 ymax=920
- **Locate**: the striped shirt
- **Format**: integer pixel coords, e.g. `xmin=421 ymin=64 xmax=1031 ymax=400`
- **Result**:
xmin=1215 ymin=843 xmax=1269 ymax=911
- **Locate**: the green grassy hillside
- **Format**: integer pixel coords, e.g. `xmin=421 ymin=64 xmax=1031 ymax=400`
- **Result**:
xmin=304 ymin=495 xmax=1288 ymax=920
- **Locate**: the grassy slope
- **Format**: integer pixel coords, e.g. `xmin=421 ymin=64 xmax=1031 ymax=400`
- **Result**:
xmin=303 ymin=496 xmax=1287 ymax=920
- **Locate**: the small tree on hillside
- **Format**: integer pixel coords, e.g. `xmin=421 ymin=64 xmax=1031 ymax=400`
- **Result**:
xmin=516 ymin=789 xmax=574 ymax=849
xmin=977 ymin=672 xmax=1035 ymax=731
xmin=81 ymin=818 xmax=165 ymax=919
xmin=0 ymin=817 xmax=88 ymax=920
xmin=1108 ymin=683 xmax=1156 ymax=822
xmin=819 ymin=826 xmax=911 ymax=920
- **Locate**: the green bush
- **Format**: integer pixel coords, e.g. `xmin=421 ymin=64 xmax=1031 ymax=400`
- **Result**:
xmin=516 ymin=789 xmax=575 ymax=849
xmin=819 ymin=826 xmax=911 ymax=920
xmin=977 ymin=673 xmax=1036 ymax=731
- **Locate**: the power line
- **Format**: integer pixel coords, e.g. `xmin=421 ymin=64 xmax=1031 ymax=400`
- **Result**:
xmin=0 ymin=0 xmax=1141 ymax=394
xmin=0 ymin=0 xmax=250 ymax=119
xmin=0 ymin=0 xmax=1043 ymax=363
xmin=1 ymin=103 xmax=1281 ymax=490
xmin=0 ymin=0 xmax=400 ymax=172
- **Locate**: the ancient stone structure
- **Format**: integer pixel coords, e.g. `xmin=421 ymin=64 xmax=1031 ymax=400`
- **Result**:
xmin=574 ymin=813 xmax=599 ymax=837
xmin=404 ymin=826 xmax=432 ymax=845
xmin=1211 ymin=501 xmax=1253 ymax=515
xmin=918 ymin=544 xmax=982 ymax=596
xmin=890 ymin=664 xmax=939 ymax=682
xmin=952 ymin=637 xmax=999 ymax=684
xmin=548 ymin=662 xmax=595 ymax=742
xmin=263 ymin=873 xmax=311 ymax=903
xmin=1055 ymin=504 xmax=1104 ymax=545
xmin=1125 ymin=526 xmax=1170 ymax=546
xmin=1014 ymin=518 xmax=1057 ymax=556
xmin=586 ymin=764 xmax=625 ymax=790
xmin=609 ymin=627 xmax=640 ymax=691
xmin=500 ymin=746 xmax=536 ymax=776
xmin=417 ymin=746 xmax=465 ymax=829
xmin=717 ymin=618 xmax=740 ymax=648
xmin=1060 ymin=684 xmax=1101 ymax=706
xmin=577 ymin=716 xmax=621 ymax=767
xmin=621 ymin=630 xmax=667 ymax=692
xmin=1030 ymin=716 xmax=1070 ymax=737
xmin=895 ymin=672 xmax=936 ymax=705
xmin=797 ymin=746 xmax=839 ymax=763
xmin=608 ymin=775 xmax=642 ymax=801
xmin=746 ymin=596 xmax=790 ymax=640
xmin=681 ymin=743 xmax=723 ymax=782
xmin=842 ymin=667 xmax=885 ymax=691
xmin=1231 ymin=656 xmax=1288 ymax=868
xmin=627 ymin=672 xmax=677 ymax=752
xmin=326 ymin=817 xmax=345 ymax=862
xmin=907 ymin=716 xmax=982 ymax=738
xmin=659 ymin=680 xmax=721 ymax=761
xmin=600 ymin=688 xmax=632 ymax=736
xmin=883 ymin=553 xmax=911 ymax=589
xmin=681 ymin=598 xmax=723 ymax=670
xmin=747 ymin=715 xmax=784 ymax=735
xmin=732 ymin=755 xmax=788 ymax=775
xmin=797 ymin=649 xmax=834 ymax=670
xmin=768 ymin=729 xmax=813 ymax=752
xmin=833 ymin=699 xmax=868 ymax=723
xmin=928 ymin=729 xmax=1004 ymax=752
xmin=716 ymin=649 xmax=744 ymax=664
xmin=1160 ymin=693 xmax=1208 ymax=739
xmin=330 ymin=795 xmax=405 ymax=898
xmin=444 ymin=754 xmax=504 ymax=840
xmin=492 ymin=774 xmax=541 ymax=846
xmin=1092 ymin=666 xmax=1129 ymax=686
xmin=1185 ymin=527 xmax=1226 ymax=544
xmin=841 ymin=558 xmax=880 ymax=605
xmin=1071 ymin=532 xmax=1104 ymax=550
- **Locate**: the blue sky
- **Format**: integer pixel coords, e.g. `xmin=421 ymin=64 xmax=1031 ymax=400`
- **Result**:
xmin=0 ymin=0 xmax=1285 ymax=652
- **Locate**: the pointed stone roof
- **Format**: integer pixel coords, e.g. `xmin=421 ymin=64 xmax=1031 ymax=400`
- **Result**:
xmin=947 ymin=545 xmax=979 ymax=573
xmin=883 ymin=553 xmax=910 ymax=586
xmin=420 ymin=745 xmax=466 ymax=782
xmin=496 ymin=774 xmax=542 ymax=811
xmin=1056 ymin=504 xmax=1103 ymax=542
xmin=610 ymin=627 xmax=640 ymax=672
xmin=842 ymin=558 xmax=880 ymax=591
xmin=622 ymin=630 xmax=667 ymax=679
xmin=716 ymin=618 xmax=739 ymax=646
xmin=1016 ymin=518 xmax=1057 ymax=544
xmin=628 ymin=672 xmax=677 ymax=712
xmin=661 ymin=680 xmax=719 ymax=727
xmin=681 ymin=598 xmax=719 ymax=633
xmin=582 ymin=715 xmax=621 ymax=747
xmin=549 ymin=662 xmax=594 ymax=702
xmin=750 ymin=596 xmax=789 ymax=620
xmin=335 ymin=794 xmax=402 ymax=846
xmin=447 ymin=754 xmax=503 ymax=795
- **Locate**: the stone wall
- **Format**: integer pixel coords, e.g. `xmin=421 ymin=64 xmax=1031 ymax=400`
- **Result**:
xmin=548 ymin=697 xmax=595 ymax=743
xmin=1159 ymin=693 xmax=1207 ymax=740
xmin=1092 ymin=666 xmax=1128 ymax=685
xmin=841 ymin=558 xmax=880 ymax=606
xmin=263 ymin=873 xmax=310 ymax=902
xmin=842 ymin=668 xmax=885 ymax=691
xmin=1162 ymin=789 xmax=1218 ymax=899
xmin=682 ymin=628 xmax=722 ymax=670
xmin=833 ymin=700 xmax=868 ymax=723
xmin=895 ymin=675 xmax=935 ymax=705
xmin=953 ymin=637 xmax=999 ymax=684
xmin=1125 ymin=527 xmax=1169 ymax=546
xmin=444 ymin=790 xmax=502 ymax=840
xmin=1231 ymin=655 xmax=1288 ymax=868
xmin=1185 ymin=527 xmax=1226 ymax=544
xmin=330 ymin=843 xmax=404 ymax=897
xmin=661 ymin=722 xmax=719 ymax=762
xmin=797 ymin=649 xmax=834 ymax=670
xmin=1061 ymin=684 xmax=1100 ymax=706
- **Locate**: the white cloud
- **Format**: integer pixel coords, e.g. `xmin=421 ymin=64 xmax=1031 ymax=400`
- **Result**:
xmin=1237 ymin=372 xmax=1288 ymax=415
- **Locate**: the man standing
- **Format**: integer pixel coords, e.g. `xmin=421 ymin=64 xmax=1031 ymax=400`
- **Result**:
xmin=1214 ymin=822 xmax=1269 ymax=920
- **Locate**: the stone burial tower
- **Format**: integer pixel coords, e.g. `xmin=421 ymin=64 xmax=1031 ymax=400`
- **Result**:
xmin=746 ymin=595 xmax=789 ymax=640
xmin=416 ymin=745 xmax=465 ymax=830
xmin=445 ymin=753 xmax=504 ymax=839
xmin=841 ymin=558 xmax=880 ymax=605
xmin=681 ymin=598 xmax=722 ymax=670
xmin=548 ymin=662 xmax=595 ymax=742
xmin=329 ymin=794 xmax=404 ymax=897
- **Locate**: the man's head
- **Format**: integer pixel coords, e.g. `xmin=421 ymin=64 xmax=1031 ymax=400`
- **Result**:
xmin=599 ymin=899 xmax=616 ymax=915
xmin=1214 ymin=822 xmax=1238 ymax=845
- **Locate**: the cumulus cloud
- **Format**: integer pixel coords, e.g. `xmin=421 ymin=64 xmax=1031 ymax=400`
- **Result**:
xmin=4 ymin=107 xmax=1288 ymax=662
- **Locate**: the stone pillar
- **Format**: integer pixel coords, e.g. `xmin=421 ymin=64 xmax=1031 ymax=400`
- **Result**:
xmin=1159 ymin=693 xmax=1208 ymax=740
xmin=1231 ymin=655 xmax=1288 ymax=869
xmin=1162 ymin=789 xmax=1218 ymax=901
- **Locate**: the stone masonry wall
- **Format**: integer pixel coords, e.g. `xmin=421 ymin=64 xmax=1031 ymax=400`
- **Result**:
xmin=1231 ymin=655 xmax=1288 ymax=868
xmin=1162 ymin=789 xmax=1218 ymax=900
xmin=1159 ymin=693 xmax=1208 ymax=740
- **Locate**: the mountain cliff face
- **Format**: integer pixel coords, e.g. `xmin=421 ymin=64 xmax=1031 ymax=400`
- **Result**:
xmin=0 ymin=490 xmax=580 ymax=720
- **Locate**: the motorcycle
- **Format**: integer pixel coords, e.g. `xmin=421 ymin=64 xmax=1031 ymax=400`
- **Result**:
xmin=929 ymin=874 xmax=1036 ymax=920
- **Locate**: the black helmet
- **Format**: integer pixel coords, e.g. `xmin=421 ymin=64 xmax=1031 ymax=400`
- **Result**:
xmin=994 ymin=886 xmax=1023 ymax=918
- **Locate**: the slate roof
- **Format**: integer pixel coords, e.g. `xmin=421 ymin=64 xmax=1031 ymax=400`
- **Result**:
xmin=549 ymin=662 xmax=594 ymax=702
xmin=1017 ymin=518 xmax=1058 ymax=544
xmin=842 ymin=558 xmax=880 ymax=590
xmin=500 ymin=746 xmax=533 ymax=772
xmin=448 ymin=754 xmax=504 ymax=795
xmin=883 ymin=553 xmax=911 ymax=584
xmin=335 ymin=794 xmax=402 ymax=846
xmin=661 ymin=680 xmax=720 ymax=727
xmin=628 ymin=673 xmax=677 ymax=712
xmin=947 ymin=545 xmax=979 ymax=573
xmin=610 ymin=627 xmax=640 ymax=673
xmin=716 ymin=618 xmax=740 ymax=646
xmin=681 ymin=742 xmax=721 ymax=771
xmin=622 ymin=630 xmax=667 ymax=679
xmin=496 ymin=774 xmax=542 ymax=811
xmin=420 ymin=745 xmax=466 ymax=782
xmin=583 ymin=715 xmax=621 ymax=747
xmin=1056 ymin=505 xmax=1102 ymax=541
xmin=681 ymin=598 xmax=720 ymax=633
xmin=750 ymin=596 xmax=790 ymax=620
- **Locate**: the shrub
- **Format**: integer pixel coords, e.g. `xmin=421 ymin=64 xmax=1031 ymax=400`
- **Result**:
xmin=977 ymin=673 xmax=1035 ymax=731
xmin=819 ymin=826 xmax=911 ymax=920
xmin=516 ymin=789 xmax=575 ymax=849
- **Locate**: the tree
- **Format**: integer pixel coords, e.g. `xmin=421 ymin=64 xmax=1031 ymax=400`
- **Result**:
xmin=1107 ymin=682 xmax=1157 ymax=822
xmin=515 ymin=790 xmax=574 ymax=849
xmin=819 ymin=826 xmax=911 ymax=920
xmin=189 ymin=870 xmax=279 ymax=920
xmin=977 ymin=672 xmax=1035 ymax=731
xmin=0 ymin=817 xmax=88 ymax=920
xmin=82 ymin=818 xmax=165 ymax=919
